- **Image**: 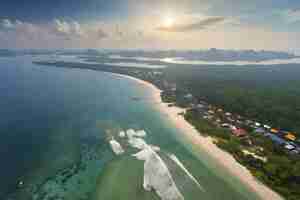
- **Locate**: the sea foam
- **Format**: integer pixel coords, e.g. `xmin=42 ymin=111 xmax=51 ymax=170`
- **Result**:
xmin=133 ymin=147 xmax=184 ymax=200
xmin=126 ymin=129 xmax=147 ymax=138
xmin=126 ymin=129 xmax=184 ymax=200
xmin=119 ymin=131 xmax=126 ymax=138
xmin=169 ymin=154 xmax=204 ymax=191
xmin=109 ymin=138 xmax=124 ymax=155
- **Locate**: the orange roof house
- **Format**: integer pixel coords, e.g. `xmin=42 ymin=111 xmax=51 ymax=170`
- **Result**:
xmin=270 ymin=129 xmax=279 ymax=134
xmin=285 ymin=133 xmax=296 ymax=141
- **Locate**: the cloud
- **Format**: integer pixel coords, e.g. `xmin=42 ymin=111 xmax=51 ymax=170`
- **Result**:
xmin=281 ymin=9 xmax=300 ymax=23
xmin=0 ymin=18 xmax=109 ymax=48
xmin=157 ymin=16 xmax=226 ymax=32
xmin=0 ymin=19 xmax=14 ymax=29
xmin=52 ymin=19 xmax=108 ymax=41
xmin=0 ymin=19 xmax=40 ymax=40
xmin=53 ymin=19 xmax=85 ymax=39
xmin=0 ymin=19 xmax=23 ymax=30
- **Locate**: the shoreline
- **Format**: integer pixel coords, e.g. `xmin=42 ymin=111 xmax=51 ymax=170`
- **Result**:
xmin=113 ymin=73 xmax=283 ymax=200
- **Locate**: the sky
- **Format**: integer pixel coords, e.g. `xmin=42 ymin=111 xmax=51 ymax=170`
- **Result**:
xmin=1 ymin=0 xmax=300 ymax=52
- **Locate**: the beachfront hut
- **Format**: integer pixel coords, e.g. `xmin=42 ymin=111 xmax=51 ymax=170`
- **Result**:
xmin=232 ymin=128 xmax=247 ymax=137
xmin=285 ymin=133 xmax=296 ymax=141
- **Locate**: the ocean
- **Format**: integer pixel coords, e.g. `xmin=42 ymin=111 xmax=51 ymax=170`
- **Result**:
xmin=0 ymin=56 xmax=260 ymax=200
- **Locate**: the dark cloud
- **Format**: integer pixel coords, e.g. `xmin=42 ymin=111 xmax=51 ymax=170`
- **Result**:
xmin=157 ymin=16 xmax=226 ymax=32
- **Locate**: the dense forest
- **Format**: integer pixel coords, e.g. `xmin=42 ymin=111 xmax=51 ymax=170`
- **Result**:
xmin=162 ymin=64 xmax=300 ymax=199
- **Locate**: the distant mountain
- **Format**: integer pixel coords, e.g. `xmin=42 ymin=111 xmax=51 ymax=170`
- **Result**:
xmin=110 ymin=49 xmax=299 ymax=62
xmin=1 ymin=49 xmax=299 ymax=62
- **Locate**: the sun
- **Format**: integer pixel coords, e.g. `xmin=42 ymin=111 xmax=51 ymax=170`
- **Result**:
xmin=163 ymin=16 xmax=175 ymax=28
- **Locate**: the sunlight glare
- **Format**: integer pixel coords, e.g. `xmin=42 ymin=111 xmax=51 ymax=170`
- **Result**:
xmin=163 ymin=16 xmax=175 ymax=28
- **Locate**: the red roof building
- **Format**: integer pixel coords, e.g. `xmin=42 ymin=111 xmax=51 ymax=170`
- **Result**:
xmin=232 ymin=128 xmax=248 ymax=137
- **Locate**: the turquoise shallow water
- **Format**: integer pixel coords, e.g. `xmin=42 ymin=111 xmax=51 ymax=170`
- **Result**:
xmin=0 ymin=56 xmax=260 ymax=200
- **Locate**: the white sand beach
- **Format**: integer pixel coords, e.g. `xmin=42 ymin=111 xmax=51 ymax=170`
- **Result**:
xmin=113 ymin=73 xmax=283 ymax=200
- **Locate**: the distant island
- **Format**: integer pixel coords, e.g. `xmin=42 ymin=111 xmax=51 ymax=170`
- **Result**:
xmin=2 ymin=48 xmax=300 ymax=62
xmin=103 ymin=48 xmax=299 ymax=62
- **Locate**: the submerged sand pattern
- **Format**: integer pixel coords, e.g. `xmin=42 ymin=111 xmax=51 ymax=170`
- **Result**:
xmin=109 ymin=129 xmax=186 ymax=200
xmin=134 ymin=147 xmax=184 ymax=200
xmin=109 ymin=138 xmax=124 ymax=155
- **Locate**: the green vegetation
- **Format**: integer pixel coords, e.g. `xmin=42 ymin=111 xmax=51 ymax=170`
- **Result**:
xmin=185 ymin=110 xmax=231 ymax=141
xmin=169 ymin=63 xmax=300 ymax=199
xmin=185 ymin=109 xmax=300 ymax=200
xmin=163 ymin=64 xmax=300 ymax=136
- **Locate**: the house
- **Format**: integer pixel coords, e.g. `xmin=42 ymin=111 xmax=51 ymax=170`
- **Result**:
xmin=225 ymin=112 xmax=232 ymax=116
xmin=285 ymin=133 xmax=296 ymax=141
xmin=199 ymin=100 xmax=208 ymax=106
xmin=245 ymin=120 xmax=254 ymax=125
xmin=230 ymin=125 xmax=238 ymax=131
xmin=255 ymin=128 xmax=266 ymax=134
xmin=226 ymin=117 xmax=235 ymax=122
xmin=217 ymin=108 xmax=223 ymax=112
xmin=184 ymin=93 xmax=193 ymax=99
xmin=237 ymin=115 xmax=243 ymax=119
xmin=284 ymin=144 xmax=295 ymax=151
xmin=290 ymin=149 xmax=300 ymax=155
xmin=236 ymin=120 xmax=243 ymax=124
xmin=263 ymin=125 xmax=271 ymax=129
xmin=221 ymin=123 xmax=231 ymax=128
xmin=208 ymin=110 xmax=215 ymax=114
xmin=207 ymin=115 xmax=213 ymax=120
xmin=216 ymin=119 xmax=222 ymax=123
xmin=254 ymin=122 xmax=261 ymax=127
xmin=266 ymin=133 xmax=286 ymax=145
xmin=232 ymin=128 xmax=247 ymax=137
xmin=270 ymin=128 xmax=279 ymax=134
xmin=197 ymin=104 xmax=205 ymax=109
xmin=203 ymin=115 xmax=213 ymax=120
xmin=171 ymin=87 xmax=177 ymax=92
